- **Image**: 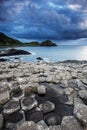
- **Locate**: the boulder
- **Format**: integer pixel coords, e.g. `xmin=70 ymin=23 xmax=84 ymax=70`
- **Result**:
xmin=21 ymin=97 xmax=38 ymax=111
xmin=0 ymin=49 xmax=31 ymax=57
xmin=39 ymin=101 xmax=55 ymax=114
xmin=61 ymin=116 xmax=83 ymax=130
xmin=3 ymin=100 xmax=20 ymax=114
xmin=74 ymin=103 xmax=87 ymax=126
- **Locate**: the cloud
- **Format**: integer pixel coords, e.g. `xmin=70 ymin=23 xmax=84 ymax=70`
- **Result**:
xmin=0 ymin=0 xmax=87 ymax=40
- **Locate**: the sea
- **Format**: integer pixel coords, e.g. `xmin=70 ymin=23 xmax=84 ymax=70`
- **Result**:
xmin=1 ymin=38 xmax=87 ymax=62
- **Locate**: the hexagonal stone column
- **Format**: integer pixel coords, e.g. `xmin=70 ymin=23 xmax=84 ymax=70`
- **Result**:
xmin=37 ymin=85 xmax=46 ymax=95
xmin=5 ymin=111 xmax=25 ymax=130
xmin=21 ymin=97 xmax=38 ymax=111
xmin=0 ymin=86 xmax=10 ymax=105
xmin=3 ymin=100 xmax=20 ymax=114
xmin=17 ymin=121 xmax=39 ymax=130
xmin=39 ymin=101 xmax=55 ymax=114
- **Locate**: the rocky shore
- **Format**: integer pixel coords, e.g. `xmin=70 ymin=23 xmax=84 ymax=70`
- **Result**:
xmin=0 ymin=61 xmax=87 ymax=130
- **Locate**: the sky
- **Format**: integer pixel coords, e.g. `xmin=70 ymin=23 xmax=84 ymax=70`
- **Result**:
xmin=0 ymin=0 xmax=87 ymax=41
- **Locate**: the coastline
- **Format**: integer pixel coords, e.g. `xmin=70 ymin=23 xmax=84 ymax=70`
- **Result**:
xmin=0 ymin=61 xmax=87 ymax=130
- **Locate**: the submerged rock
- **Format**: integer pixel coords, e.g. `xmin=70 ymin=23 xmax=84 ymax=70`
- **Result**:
xmin=39 ymin=101 xmax=55 ymax=114
xmin=44 ymin=113 xmax=60 ymax=126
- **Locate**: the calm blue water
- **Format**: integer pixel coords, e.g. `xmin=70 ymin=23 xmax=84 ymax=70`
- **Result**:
xmin=3 ymin=45 xmax=87 ymax=62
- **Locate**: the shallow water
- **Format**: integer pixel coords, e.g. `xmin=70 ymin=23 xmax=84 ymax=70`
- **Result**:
xmin=2 ymin=45 xmax=87 ymax=62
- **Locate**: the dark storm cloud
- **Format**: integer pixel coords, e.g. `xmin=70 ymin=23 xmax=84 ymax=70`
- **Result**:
xmin=0 ymin=0 xmax=87 ymax=40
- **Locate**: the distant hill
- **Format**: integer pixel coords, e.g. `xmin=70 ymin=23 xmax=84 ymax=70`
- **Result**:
xmin=0 ymin=32 xmax=22 ymax=46
xmin=0 ymin=32 xmax=57 ymax=47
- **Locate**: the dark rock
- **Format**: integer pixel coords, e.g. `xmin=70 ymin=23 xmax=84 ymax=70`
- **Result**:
xmin=39 ymin=101 xmax=55 ymax=114
xmin=5 ymin=111 xmax=25 ymax=129
xmin=0 ymin=58 xmax=9 ymax=62
xmin=36 ymin=57 xmax=43 ymax=61
xmin=0 ymin=114 xmax=3 ymax=130
xmin=44 ymin=113 xmax=60 ymax=126
xmin=40 ymin=40 xmax=57 ymax=46
xmin=25 ymin=109 xmax=44 ymax=123
xmin=11 ymin=88 xmax=24 ymax=101
xmin=0 ymin=49 xmax=31 ymax=57
xmin=3 ymin=100 xmax=20 ymax=114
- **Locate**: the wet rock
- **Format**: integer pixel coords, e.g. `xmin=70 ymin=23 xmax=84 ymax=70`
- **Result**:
xmin=74 ymin=104 xmax=87 ymax=126
xmin=5 ymin=111 xmax=25 ymax=130
xmin=0 ymin=86 xmax=10 ymax=105
xmin=39 ymin=101 xmax=55 ymax=114
xmin=25 ymin=109 xmax=44 ymax=123
xmin=17 ymin=121 xmax=39 ymax=130
xmin=61 ymin=116 xmax=83 ymax=130
xmin=3 ymin=100 xmax=20 ymax=114
xmin=37 ymin=85 xmax=46 ymax=95
xmin=58 ymin=94 xmax=68 ymax=104
xmin=21 ymin=97 xmax=38 ymax=111
xmin=0 ymin=114 xmax=3 ymax=129
xmin=44 ymin=113 xmax=60 ymax=126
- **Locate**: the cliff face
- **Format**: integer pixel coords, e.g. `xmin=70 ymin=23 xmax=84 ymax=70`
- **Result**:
xmin=0 ymin=32 xmax=22 ymax=46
